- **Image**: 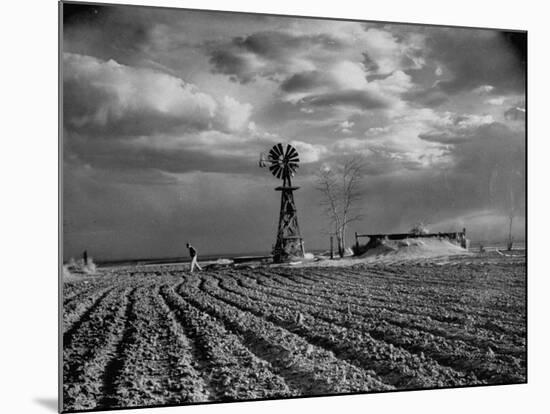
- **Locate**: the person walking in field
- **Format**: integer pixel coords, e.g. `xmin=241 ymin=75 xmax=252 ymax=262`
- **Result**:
xmin=186 ymin=242 xmax=202 ymax=272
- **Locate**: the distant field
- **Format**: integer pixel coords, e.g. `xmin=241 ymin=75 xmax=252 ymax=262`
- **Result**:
xmin=62 ymin=253 xmax=526 ymax=412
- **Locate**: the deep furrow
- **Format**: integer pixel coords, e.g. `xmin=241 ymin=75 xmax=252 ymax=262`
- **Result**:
xmin=204 ymin=273 xmax=525 ymax=383
xmin=174 ymin=281 xmax=393 ymax=394
xmin=63 ymin=288 xmax=131 ymax=411
xmin=240 ymin=269 xmax=527 ymax=351
xmin=63 ymin=287 xmax=116 ymax=350
xmin=239 ymin=268 xmax=525 ymax=333
xmin=160 ymin=285 xmax=295 ymax=401
xmin=191 ymin=275 xmax=474 ymax=388
xmin=154 ymin=290 xmax=214 ymax=402
xmin=230 ymin=271 xmax=525 ymax=349
xmin=98 ymin=288 xmax=138 ymax=409
xmin=63 ymin=282 xmax=104 ymax=306
xmin=96 ymin=287 xmax=211 ymax=409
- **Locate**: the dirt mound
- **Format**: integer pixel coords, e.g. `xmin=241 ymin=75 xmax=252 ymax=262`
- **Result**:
xmin=63 ymin=258 xmax=98 ymax=280
xmin=358 ymin=237 xmax=469 ymax=260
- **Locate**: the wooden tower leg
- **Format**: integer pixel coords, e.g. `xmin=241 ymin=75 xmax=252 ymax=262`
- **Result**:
xmin=273 ymin=177 xmax=304 ymax=262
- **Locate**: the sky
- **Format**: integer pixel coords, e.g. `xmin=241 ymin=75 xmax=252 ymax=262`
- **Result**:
xmin=62 ymin=2 xmax=526 ymax=261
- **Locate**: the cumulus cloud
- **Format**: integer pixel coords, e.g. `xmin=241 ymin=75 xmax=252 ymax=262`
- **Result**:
xmin=487 ymin=97 xmax=506 ymax=105
xmin=330 ymin=61 xmax=369 ymax=89
xmin=374 ymin=70 xmax=414 ymax=94
xmin=333 ymin=137 xmax=369 ymax=152
xmin=280 ymin=67 xmax=412 ymax=111
xmin=64 ymin=53 xmax=218 ymax=135
xmin=207 ymin=26 xmax=419 ymax=113
xmin=62 ymin=53 xmax=279 ymax=175
xmin=419 ymin=113 xmax=495 ymax=144
xmin=337 ymin=120 xmax=355 ymax=133
xmin=289 ymin=140 xmax=327 ymax=163
xmin=473 ymin=84 xmax=495 ymax=95
xmin=217 ymin=96 xmax=253 ymax=132
xmin=207 ymin=30 xmax=341 ymax=84
xmin=365 ymin=126 xmax=390 ymax=136
xmin=208 ymin=49 xmax=265 ymax=84
xmin=360 ymin=28 xmax=425 ymax=75
xmin=281 ymin=70 xmax=392 ymax=110
xmin=279 ymin=61 xmax=373 ymax=102
xmin=64 ymin=53 xmax=252 ymax=136
xmin=280 ymin=70 xmax=328 ymax=93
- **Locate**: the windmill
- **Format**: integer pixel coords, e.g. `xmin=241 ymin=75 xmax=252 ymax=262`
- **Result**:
xmin=260 ymin=143 xmax=305 ymax=262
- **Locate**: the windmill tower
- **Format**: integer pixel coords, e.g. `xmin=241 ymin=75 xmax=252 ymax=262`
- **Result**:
xmin=260 ymin=143 xmax=305 ymax=262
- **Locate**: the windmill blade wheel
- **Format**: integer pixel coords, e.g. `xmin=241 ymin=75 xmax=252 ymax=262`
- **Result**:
xmin=267 ymin=143 xmax=300 ymax=181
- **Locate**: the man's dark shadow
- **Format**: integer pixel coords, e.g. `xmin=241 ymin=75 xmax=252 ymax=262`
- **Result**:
xmin=34 ymin=397 xmax=58 ymax=412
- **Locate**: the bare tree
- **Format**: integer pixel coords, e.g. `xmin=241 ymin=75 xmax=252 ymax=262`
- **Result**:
xmin=410 ymin=222 xmax=430 ymax=236
xmin=487 ymin=145 xmax=524 ymax=251
xmin=491 ymin=163 xmax=522 ymax=251
xmin=316 ymin=157 xmax=365 ymax=257
xmin=506 ymin=169 xmax=523 ymax=250
xmin=507 ymin=187 xmax=515 ymax=251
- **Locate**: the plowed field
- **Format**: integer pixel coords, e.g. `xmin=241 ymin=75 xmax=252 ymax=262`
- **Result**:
xmin=62 ymin=254 xmax=526 ymax=412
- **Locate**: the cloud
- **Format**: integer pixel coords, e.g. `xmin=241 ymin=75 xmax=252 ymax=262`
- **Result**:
xmin=333 ymin=138 xmax=370 ymax=153
xmin=65 ymin=128 xmax=278 ymax=177
xmin=417 ymin=120 xmax=525 ymax=202
xmin=198 ymin=23 xmax=450 ymax=147
xmin=236 ymin=31 xmax=342 ymax=60
xmin=207 ymin=26 xmax=419 ymax=113
xmin=208 ymin=49 xmax=264 ymax=84
xmin=63 ymin=53 xmax=279 ymax=176
xmin=289 ymin=140 xmax=327 ymax=163
xmin=504 ymin=104 xmax=526 ymax=121
xmin=64 ymin=53 xmax=219 ymax=136
xmin=472 ymin=84 xmax=495 ymax=95
xmin=302 ymin=89 xmax=392 ymax=110
xmin=280 ymin=61 xmax=370 ymax=98
xmin=207 ymin=30 xmax=341 ymax=84
xmin=487 ymin=97 xmax=506 ymax=105
xmin=283 ymin=67 xmax=412 ymax=112
xmin=425 ymin=29 xmax=526 ymax=95
xmin=375 ymin=70 xmax=414 ymax=94
xmin=280 ymin=62 xmax=404 ymax=110
xmin=280 ymin=70 xmax=328 ymax=93
xmin=365 ymin=126 xmax=390 ymax=136
xmin=337 ymin=120 xmax=355 ymax=133
xmin=217 ymin=96 xmax=253 ymax=131
xmin=360 ymin=28 xmax=425 ymax=75
xmin=330 ymin=61 xmax=369 ymax=89
xmin=403 ymin=86 xmax=449 ymax=107
xmin=418 ymin=113 xmax=495 ymax=144
xmin=63 ymin=53 xmax=253 ymax=137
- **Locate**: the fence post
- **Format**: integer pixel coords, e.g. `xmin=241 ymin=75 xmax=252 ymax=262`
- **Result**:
xmin=330 ymin=236 xmax=334 ymax=260
xmin=355 ymin=232 xmax=359 ymax=252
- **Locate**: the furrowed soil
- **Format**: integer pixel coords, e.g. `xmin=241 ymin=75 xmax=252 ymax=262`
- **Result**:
xmin=62 ymin=253 xmax=526 ymax=412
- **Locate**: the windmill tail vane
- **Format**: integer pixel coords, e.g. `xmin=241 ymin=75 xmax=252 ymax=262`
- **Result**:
xmin=258 ymin=152 xmax=268 ymax=168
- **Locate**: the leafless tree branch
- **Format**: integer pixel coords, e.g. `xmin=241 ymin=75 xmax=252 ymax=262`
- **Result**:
xmin=315 ymin=156 xmax=366 ymax=257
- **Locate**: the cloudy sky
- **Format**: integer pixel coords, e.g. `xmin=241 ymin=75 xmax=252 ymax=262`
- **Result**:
xmin=62 ymin=3 xmax=526 ymax=261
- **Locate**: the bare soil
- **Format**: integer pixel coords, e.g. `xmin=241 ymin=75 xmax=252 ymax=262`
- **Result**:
xmin=62 ymin=252 xmax=526 ymax=412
